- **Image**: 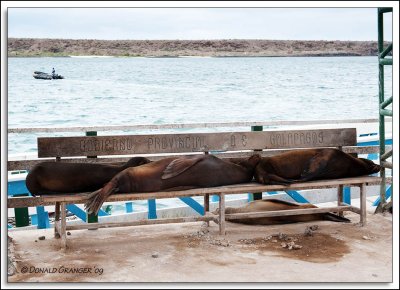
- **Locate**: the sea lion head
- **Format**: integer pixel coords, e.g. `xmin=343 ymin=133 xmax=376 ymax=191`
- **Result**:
xmin=234 ymin=154 xmax=261 ymax=172
xmin=125 ymin=157 xmax=151 ymax=168
xmin=359 ymin=158 xmax=381 ymax=174
xmin=247 ymin=154 xmax=261 ymax=167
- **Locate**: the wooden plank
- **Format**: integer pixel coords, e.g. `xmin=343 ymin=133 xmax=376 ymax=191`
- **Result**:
xmin=219 ymin=193 xmax=226 ymax=235
xmin=60 ymin=203 xmax=67 ymax=249
xmin=66 ymin=215 xmax=216 ymax=231
xmin=8 ymin=145 xmax=389 ymax=171
xmin=225 ymin=206 xmax=353 ymax=220
xmin=54 ymin=202 xmax=60 ymax=238
xmin=37 ymin=128 xmax=357 ymax=157
xmin=204 ymin=194 xmax=210 ymax=226
xmin=337 ymin=185 xmax=344 ymax=217
xmin=8 ymin=118 xmax=385 ymax=133
xmin=360 ymin=183 xmax=367 ymax=226
xmin=7 ymin=176 xmax=383 ymax=208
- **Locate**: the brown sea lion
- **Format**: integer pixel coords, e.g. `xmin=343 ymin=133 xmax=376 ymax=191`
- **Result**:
xmin=254 ymin=148 xmax=381 ymax=185
xmin=85 ymin=154 xmax=261 ymax=215
xmin=218 ymin=199 xmax=350 ymax=225
xmin=26 ymin=157 xmax=151 ymax=196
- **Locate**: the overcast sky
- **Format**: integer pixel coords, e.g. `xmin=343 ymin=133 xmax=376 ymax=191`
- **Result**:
xmin=7 ymin=7 xmax=393 ymax=41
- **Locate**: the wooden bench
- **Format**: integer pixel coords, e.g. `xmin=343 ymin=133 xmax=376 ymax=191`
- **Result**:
xmin=7 ymin=127 xmax=384 ymax=248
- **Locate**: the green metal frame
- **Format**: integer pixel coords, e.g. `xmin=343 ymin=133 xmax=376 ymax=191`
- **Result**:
xmin=377 ymin=8 xmax=393 ymax=211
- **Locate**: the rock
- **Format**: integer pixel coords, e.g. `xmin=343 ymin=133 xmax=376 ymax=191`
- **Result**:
xmin=293 ymin=245 xmax=303 ymax=250
xmin=278 ymin=233 xmax=288 ymax=240
xmin=35 ymin=240 xmax=38 ymax=242
xmin=201 ymin=228 xmax=209 ymax=235
xmin=239 ymin=239 xmax=254 ymax=244
xmin=271 ymin=239 xmax=278 ymax=243
xmin=310 ymin=225 xmax=319 ymax=231
xmin=362 ymin=235 xmax=371 ymax=240
xmin=263 ymin=236 xmax=272 ymax=241
xmin=67 ymin=232 xmax=71 ymax=236
xmin=281 ymin=242 xmax=287 ymax=248
xmin=152 ymin=252 xmax=159 ymax=258
xmin=304 ymin=228 xmax=314 ymax=236
xmin=220 ymin=240 xmax=230 ymax=247
xmin=95 ymin=249 xmax=100 ymax=253
xmin=38 ymin=236 xmax=46 ymax=240
xmin=287 ymin=241 xmax=295 ymax=250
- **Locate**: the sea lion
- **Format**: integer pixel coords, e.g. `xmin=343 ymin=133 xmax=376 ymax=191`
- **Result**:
xmin=217 ymin=199 xmax=350 ymax=225
xmin=26 ymin=157 xmax=151 ymax=196
xmin=254 ymin=148 xmax=381 ymax=185
xmin=85 ymin=154 xmax=261 ymax=215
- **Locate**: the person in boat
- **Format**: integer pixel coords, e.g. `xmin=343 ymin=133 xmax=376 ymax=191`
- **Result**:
xmin=52 ymin=68 xmax=55 ymax=78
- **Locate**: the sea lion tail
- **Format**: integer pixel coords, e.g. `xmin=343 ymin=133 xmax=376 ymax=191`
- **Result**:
xmin=84 ymin=181 xmax=119 ymax=215
xmin=323 ymin=212 xmax=351 ymax=223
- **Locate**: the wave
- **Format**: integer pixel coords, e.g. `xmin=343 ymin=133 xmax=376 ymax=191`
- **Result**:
xmin=69 ymin=55 xmax=115 ymax=58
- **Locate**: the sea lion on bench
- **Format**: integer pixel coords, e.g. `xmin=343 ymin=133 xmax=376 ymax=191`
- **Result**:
xmin=85 ymin=154 xmax=261 ymax=215
xmin=26 ymin=157 xmax=151 ymax=196
xmin=218 ymin=199 xmax=350 ymax=225
xmin=254 ymin=148 xmax=381 ymax=185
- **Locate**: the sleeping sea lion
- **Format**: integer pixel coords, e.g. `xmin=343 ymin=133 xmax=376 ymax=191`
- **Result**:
xmin=85 ymin=154 xmax=261 ymax=215
xmin=218 ymin=199 xmax=350 ymax=225
xmin=25 ymin=157 xmax=151 ymax=196
xmin=254 ymin=148 xmax=381 ymax=185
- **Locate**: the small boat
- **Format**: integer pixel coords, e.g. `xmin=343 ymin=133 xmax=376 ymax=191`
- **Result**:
xmin=33 ymin=71 xmax=64 ymax=80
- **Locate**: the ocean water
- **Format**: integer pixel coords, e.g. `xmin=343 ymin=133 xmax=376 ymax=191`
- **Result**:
xmin=8 ymin=56 xmax=392 ymax=155
xmin=7 ymin=56 xmax=392 ymax=213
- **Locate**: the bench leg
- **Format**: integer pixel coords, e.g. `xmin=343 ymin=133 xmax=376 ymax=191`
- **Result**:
xmin=337 ymin=185 xmax=344 ymax=217
xmin=204 ymin=194 xmax=210 ymax=226
xmin=218 ymin=193 xmax=225 ymax=235
xmin=54 ymin=202 xmax=60 ymax=238
xmin=60 ymin=203 xmax=67 ymax=249
xmin=360 ymin=183 xmax=367 ymax=226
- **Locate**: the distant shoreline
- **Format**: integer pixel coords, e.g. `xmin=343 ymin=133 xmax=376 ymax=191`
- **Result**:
xmin=8 ymin=54 xmax=377 ymax=58
xmin=8 ymin=38 xmax=383 ymax=57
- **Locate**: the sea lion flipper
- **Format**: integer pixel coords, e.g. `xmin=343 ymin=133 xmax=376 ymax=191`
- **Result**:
xmin=263 ymin=174 xmax=294 ymax=185
xmin=260 ymin=198 xmax=317 ymax=208
xmin=161 ymin=156 xmax=205 ymax=180
xmin=323 ymin=212 xmax=351 ymax=223
xmin=85 ymin=182 xmax=119 ymax=215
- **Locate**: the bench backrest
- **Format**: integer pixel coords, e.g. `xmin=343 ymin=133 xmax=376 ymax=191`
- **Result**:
xmin=38 ymin=128 xmax=357 ymax=158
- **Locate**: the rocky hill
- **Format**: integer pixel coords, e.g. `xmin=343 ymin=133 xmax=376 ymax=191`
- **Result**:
xmin=8 ymin=38 xmax=380 ymax=57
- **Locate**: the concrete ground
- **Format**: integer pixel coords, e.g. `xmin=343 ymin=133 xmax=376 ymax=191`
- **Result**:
xmin=7 ymin=200 xmax=393 ymax=283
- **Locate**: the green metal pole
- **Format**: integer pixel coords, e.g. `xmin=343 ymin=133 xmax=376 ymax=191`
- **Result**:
xmin=251 ymin=126 xmax=263 ymax=201
xmin=14 ymin=194 xmax=30 ymax=227
xmin=86 ymin=131 xmax=99 ymax=223
xmin=377 ymin=8 xmax=386 ymax=212
xmin=377 ymin=8 xmax=393 ymax=212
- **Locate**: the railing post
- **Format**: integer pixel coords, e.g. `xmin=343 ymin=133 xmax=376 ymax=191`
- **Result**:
xmin=86 ymin=131 xmax=99 ymax=224
xmin=148 ymin=199 xmax=157 ymax=219
xmin=250 ymin=125 xmax=263 ymax=201
xmin=14 ymin=194 xmax=30 ymax=227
